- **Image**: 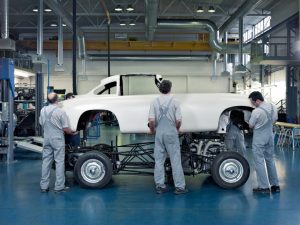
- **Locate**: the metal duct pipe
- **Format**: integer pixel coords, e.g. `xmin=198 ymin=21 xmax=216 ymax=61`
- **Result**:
xmin=44 ymin=0 xmax=86 ymax=59
xmin=224 ymin=32 xmax=228 ymax=72
xmin=145 ymin=0 xmax=159 ymax=41
xmin=1 ymin=0 xmax=9 ymax=39
xmin=157 ymin=19 xmax=241 ymax=53
xmin=77 ymin=36 xmax=86 ymax=59
xmin=57 ymin=15 xmax=63 ymax=65
xmin=37 ymin=0 xmax=43 ymax=56
xmin=219 ymin=0 xmax=264 ymax=36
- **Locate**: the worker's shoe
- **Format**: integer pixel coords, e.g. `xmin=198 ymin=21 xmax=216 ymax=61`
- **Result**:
xmin=54 ymin=186 xmax=70 ymax=194
xmin=156 ymin=186 xmax=168 ymax=194
xmin=174 ymin=187 xmax=188 ymax=195
xmin=252 ymin=187 xmax=270 ymax=194
xmin=271 ymin=185 xmax=280 ymax=193
xmin=40 ymin=188 xmax=49 ymax=193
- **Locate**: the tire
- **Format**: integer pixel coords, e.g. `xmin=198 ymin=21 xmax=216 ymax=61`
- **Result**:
xmin=74 ymin=151 xmax=112 ymax=188
xmin=211 ymin=151 xmax=250 ymax=189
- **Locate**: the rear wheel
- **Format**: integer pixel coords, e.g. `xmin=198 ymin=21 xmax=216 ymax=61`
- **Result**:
xmin=211 ymin=151 xmax=250 ymax=189
xmin=74 ymin=151 xmax=112 ymax=188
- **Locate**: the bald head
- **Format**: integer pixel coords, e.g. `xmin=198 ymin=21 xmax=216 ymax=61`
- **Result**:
xmin=47 ymin=92 xmax=58 ymax=104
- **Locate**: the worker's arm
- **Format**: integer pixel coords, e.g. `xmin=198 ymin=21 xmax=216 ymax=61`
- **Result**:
xmin=176 ymin=120 xmax=182 ymax=133
xmin=148 ymin=118 xmax=156 ymax=134
xmin=148 ymin=101 xmax=156 ymax=134
xmin=248 ymin=109 xmax=258 ymax=129
xmin=61 ymin=112 xmax=77 ymax=135
xmin=175 ymin=100 xmax=182 ymax=133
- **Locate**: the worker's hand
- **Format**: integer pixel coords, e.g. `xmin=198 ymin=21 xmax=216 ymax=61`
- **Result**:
xmin=72 ymin=131 xmax=79 ymax=135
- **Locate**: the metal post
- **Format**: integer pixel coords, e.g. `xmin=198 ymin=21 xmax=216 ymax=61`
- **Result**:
xmin=1 ymin=0 xmax=9 ymax=39
xmin=286 ymin=66 xmax=297 ymax=122
xmin=35 ymin=72 xmax=43 ymax=136
xmin=107 ymin=22 xmax=111 ymax=77
xmin=239 ymin=17 xmax=243 ymax=65
xmin=7 ymin=89 xmax=14 ymax=162
xmin=72 ymin=0 xmax=77 ymax=95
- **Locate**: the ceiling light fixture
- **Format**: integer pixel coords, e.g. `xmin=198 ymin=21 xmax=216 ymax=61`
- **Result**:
xmin=115 ymin=5 xmax=123 ymax=11
xmin=62 ymin=24 xmax=66 ymax=27
xmin=50 ymin=23 xmax=58 ymax=27
xmin=44 ymin=8 xmax=52 ymax=12
xmin=120 ymin=22 xmax=126 ymax=26
xmin=208 ymin=6 xmax=215 ymax=13
xmin=129 ymin=22 xmax=136 ymax=26
xmin=32 ymin=8 xmax=38 ymax=12
xmin=196 ymin=6 xmax=204 ymax=13
xmin=126 ymin=4 xmax=134 ymax=11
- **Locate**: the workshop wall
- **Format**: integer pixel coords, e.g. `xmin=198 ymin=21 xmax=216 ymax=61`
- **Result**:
xmin=41 ymin=51 xmax=231 ymax=96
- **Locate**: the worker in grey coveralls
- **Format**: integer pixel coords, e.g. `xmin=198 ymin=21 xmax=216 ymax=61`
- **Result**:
xmin=148 ymin=80 xmax=187 ymax=194
xmin=248 ymin=91 xmax=280 ymax=193
xmin=225 ymin=110 xmax=247 ymax=156
xmin=39 ymin=92 xmax=76 ymax=193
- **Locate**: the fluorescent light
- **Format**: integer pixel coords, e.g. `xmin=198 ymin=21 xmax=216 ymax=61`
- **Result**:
xmin=129 ymin=22 xmax=136 ymax=26
xmin=50 ymin=23 xmax=58 ymax=27
xmin=14 ymin=68 xmax=35 ymax=78
xmin=120 ymin=22 xmax=126 ymax=26
xmin=44 ymin=8 xmax=52 ymax=12
xmin=196 ymin=6 xmax=204 ymax=13
xmin=32 ymin=8 xmax=38 ymax=12
xmin=208 ymin=6 xmax=215 ymax=13
xmin=126 ymin=4 xmax=134 ymax=11
xmin=62 ymin=24 xmax=66 ymax=27
xmin=115 ymin=5 xmax=123 ymax=11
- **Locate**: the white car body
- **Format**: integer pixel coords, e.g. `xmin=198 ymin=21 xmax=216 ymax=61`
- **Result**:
xmin=61 ymin=74 xmax=253 ymax=134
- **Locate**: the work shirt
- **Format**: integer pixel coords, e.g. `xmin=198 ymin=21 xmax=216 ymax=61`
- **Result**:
xmin=39 ymin=104 xmax=69 ymax=132
xmin=148 ymin=94 xmax=182 ymax=126
xmin=249 ymin=102 xmax=278 ymax=129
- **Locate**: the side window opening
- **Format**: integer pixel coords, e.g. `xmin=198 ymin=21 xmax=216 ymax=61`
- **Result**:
xmin=96 ymin=82 xmax=117 ymax=95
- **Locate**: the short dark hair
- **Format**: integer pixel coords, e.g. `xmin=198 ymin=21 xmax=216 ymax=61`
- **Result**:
xmin=248 ymin=91 xmax=264 ymax=102
xmin=65 ymin=92 xmax=74 ymax=100
xmin=159 ymin=80 xmax=172 ymax=94
xmin=47 ymin=94 xmax=58 ymax=104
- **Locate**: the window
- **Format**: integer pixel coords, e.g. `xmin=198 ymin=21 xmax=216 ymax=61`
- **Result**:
xmin=243 ymin=16 xmax=271 ymax=43
xmin=94 ymin=82 xmax=117 ymax=95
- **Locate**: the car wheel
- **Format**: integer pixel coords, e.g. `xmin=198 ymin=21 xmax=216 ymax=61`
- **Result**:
xmin=211 ymin=151 xmax=250 ymax=189
xmin=74 ymin=151 xmax=112 ymax=188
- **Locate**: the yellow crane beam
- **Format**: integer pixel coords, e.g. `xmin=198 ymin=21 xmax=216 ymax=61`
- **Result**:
xmin=17 ymin=40 xmax=213 ymax=51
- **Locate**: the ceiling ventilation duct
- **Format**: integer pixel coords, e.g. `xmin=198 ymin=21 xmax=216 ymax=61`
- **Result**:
xmin=44 ymin=0 xmax=86 ymax=59
xmin=157 ymin=19 xmax=243 ymax=54
xmin=0 ymin=0 xmax=15 ymax=50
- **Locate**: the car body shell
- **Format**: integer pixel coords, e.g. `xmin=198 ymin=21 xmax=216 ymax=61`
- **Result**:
xmin=61 ymin=74 xmax=253 ymax=133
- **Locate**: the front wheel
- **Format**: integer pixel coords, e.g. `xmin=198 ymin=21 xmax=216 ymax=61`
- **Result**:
xmin=211 ymin=152 xmax=250 ymax=189
xmin=74 ymin=151 xmax=112 ymax=188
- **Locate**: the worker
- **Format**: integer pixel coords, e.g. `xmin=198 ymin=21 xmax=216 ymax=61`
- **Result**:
xmin=148 ymin=80 xmax=187 ymax=195
xmin=248 ymin=91 xmax=280 ymax=193
xmin=225 ymin=110 xmax=247 ymax=156
xmin=65 ymin=92 xmax=80 ymax=148
xmin=65 ymin=92 xmax=75 ymax=100
xmin=39 ymin=92 xmax=77 ymax=193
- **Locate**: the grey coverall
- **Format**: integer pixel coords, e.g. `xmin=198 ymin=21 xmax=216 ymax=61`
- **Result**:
xmin=249 ymin=102 xmax=279 ymax=189
xmin=40 ymin=105 xmax=69 ymax=191
xmin=149 ymin=96 xmax=186 ymax=189
xmin=225 ymin=122 xmax=246 ymax=156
